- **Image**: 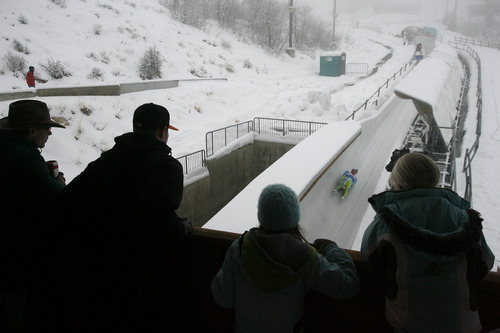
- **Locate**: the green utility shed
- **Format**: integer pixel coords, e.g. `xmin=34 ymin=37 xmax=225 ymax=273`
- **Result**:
xmin=319 ymin=51 xmax=346 ymax=77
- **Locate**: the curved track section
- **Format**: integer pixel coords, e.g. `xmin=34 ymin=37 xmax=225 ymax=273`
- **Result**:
xmin=204 ymin=95 xmax=418 ymax=250
xmin=300 ymin=97 xmax=417 ymax=248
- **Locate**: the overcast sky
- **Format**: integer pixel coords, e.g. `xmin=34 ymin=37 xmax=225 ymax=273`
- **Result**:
xmin=282 ymin=0 xmax=481 ymax=23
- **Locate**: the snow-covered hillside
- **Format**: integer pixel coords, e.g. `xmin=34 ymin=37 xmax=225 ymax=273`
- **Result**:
xmin=0 ymin=0 xmax=422 ymax=178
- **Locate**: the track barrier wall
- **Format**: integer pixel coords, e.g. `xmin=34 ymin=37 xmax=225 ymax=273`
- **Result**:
xmin=191 ymin=228 xmax=500 ymax=332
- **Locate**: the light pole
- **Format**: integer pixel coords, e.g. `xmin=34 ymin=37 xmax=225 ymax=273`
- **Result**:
xmin=289 ymin=0 xmax=293 ymax=49
xmin=286 ymin=0 xmax=296 ymax=57
xmin=332 ymin=0 xmax=337 ymax=47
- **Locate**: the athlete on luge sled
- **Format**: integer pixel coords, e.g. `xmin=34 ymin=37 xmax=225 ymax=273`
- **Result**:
xmin=335 ymin=169 xmax=358 ymax=200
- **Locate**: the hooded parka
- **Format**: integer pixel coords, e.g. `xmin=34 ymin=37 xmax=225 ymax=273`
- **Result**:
xmin=212 ymin=228 xmax=360 ymax=333
xmin=361 ymin=188 xmax=495 ymax=333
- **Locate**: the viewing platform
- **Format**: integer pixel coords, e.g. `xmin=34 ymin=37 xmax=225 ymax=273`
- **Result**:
xmin=191 ymin=228 xmax=500 ymax=332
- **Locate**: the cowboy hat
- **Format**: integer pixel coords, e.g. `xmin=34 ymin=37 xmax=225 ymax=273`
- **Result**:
xmin=0 ymin=100 xmax=65 ymax=130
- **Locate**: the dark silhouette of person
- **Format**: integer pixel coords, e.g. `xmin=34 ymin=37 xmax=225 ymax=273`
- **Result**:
xmin=53 ymin=103 xmax=195 ymax=333
xmin=0 ymin=100 xmax=66 ymax=332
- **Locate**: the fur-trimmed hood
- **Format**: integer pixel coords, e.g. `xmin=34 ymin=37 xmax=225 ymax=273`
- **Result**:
xmin=361 ymin=188 xmax=495 ymax=332
xmin=368 ymin=188 xmax=482 ymax=256
xmin=377 ymin=205 xmax=482 ymax=256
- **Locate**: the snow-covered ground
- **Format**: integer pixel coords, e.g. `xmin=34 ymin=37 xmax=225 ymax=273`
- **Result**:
xmin=0 ymin=0 xmax=498 ymax=270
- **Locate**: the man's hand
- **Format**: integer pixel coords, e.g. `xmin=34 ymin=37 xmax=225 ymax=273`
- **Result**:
xmin=55 ymin=172 xmax=66 ymax=185
xmin=180 ymin=218 xmax=193 ymax=235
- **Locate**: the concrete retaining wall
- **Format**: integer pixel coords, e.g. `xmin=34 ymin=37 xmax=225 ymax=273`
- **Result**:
xmin=0 ymin=90 xmax=36 ymax=101
xmin=177 ymin=140 xmax=295 ymax=227
xmin=36 ymin=84 xmax=121 ymax=97
xmin=120 ymin=80 xmax=179 ymax=94
xmin=0 ymin=79 xmax=180 ymax=101
xmin=0 ymin=79 xmax=232 ymax=101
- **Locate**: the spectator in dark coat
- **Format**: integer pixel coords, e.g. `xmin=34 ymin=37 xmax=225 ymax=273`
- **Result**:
xmin=0 ymin=99 xmax=66 ymax=332
xmin=385 ymin=148 xmax=410 ymax=172
xmin=54 ymin=103 xmax=194 ymax=333
xmin=26 ymin=66 xmax=35 ymax=88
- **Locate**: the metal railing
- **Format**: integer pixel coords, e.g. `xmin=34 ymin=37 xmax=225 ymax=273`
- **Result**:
xmin=202 ymin=118 xmax=328 ymax=157
xmin=345 ymin=58 xmax=415 ymax=120
xmin=454 ymin=36 xmax=500 ymax=50
xmin=449 ymin=41 xmax=483 ymax=203
xmin=178 ymin=118 xmax=328 ymax=173
xmin=346 ymin=63 xmax=369 ymax=75
xmin=176 ymin=150 xmax=206 ymax=175
xmin=444 ymin=66 xmax=469 ymax=192
xmin=253 ymin=117 xmax=327 ymax=137
xmin=205 ymin=121 xmax=254 ymax=157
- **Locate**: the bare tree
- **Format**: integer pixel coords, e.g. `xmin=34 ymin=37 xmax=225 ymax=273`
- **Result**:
xmin=243 ymin=0 xmax=288 ymax=51
xmin=294 ymin=5 xmax=331 ymax=50
xmin=212 ymin=0 xmax=240 ymax=28
xmin=162 ymin=0 xmax=209 ymax=29
xmin=162 ymin=0 xmax=331 ymax=52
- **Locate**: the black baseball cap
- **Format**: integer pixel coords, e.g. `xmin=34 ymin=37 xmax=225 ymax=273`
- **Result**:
xmin=132 ymin=103 xmax=178 ymax=131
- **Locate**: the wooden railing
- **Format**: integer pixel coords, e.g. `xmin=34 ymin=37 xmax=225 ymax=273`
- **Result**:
xmin=190 ymin=227 xmax=500 ymax=332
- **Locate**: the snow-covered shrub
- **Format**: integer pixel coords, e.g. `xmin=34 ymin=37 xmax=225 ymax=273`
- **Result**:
xmin=18 ymin=15 xmax=28 ymax=24
xmin=50 ymin=0 xmax=67 ymax=8
xmin=98 ymin=3 xmax=119 ymax=14
xmin=139 ymin=46 xmax=162 ymax=80
xmin=41 ymin=58 xmax=71 ymax=79
xmin=125 ymin=27 xmax=140 ymax=40
xmin=189 ymin=66 xmax=207 ymax=78
xmin=80 ymin=105 xmax=93 ymax=116
xmin=225 ymin=63 xmax=235 ymax=73
xmin=100 ymin=51 xmax=110 ymax=64
xmin=86 ymin=52 xmax=99 ymax=61
xmin=111 ymin=68 xmax=122 ymax=77
xmin=13 ymin=39 xmax=30 ymax=54
xmin=221 ymin=39 xmax=232 ymax=50
xmin=87 ymin=67 xmax=104 ymax=80
xmin=93 ymin=24 xmax=102 ymax=35
xmin=243 ymin=59 xmax=253 ymax=69
xmin=203 ymin=39 xmax=218 ymax=47
xmin=4 ymin=51 xmax=26 ymax=75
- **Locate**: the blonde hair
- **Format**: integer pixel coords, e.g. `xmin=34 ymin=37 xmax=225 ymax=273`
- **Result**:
xmin=389 ymin=152 xmax=440 ymax=190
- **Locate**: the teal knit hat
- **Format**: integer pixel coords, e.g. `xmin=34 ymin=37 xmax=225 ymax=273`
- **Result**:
xmin=257 ymin=184 xmax=300 ymax=231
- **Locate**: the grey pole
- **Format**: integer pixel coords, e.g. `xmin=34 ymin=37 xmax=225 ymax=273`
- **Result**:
xmin=286 ymin=0 xmax=295 ymax=57
xmin=332 ymin=0 xmax=337 ymax=45
xmin=289 ymin=0 xmax=293 ymax=48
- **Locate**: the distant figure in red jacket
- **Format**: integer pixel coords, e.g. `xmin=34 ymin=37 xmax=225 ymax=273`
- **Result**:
xmin=26 ymin=66 xmax=35 ymax=88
